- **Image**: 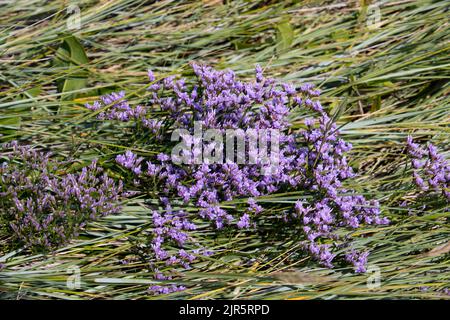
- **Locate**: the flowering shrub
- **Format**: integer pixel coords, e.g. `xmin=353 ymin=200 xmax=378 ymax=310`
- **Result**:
xmin=85 ymin=64 xmax=389 ymax=287
xmin=0 ymin=141 xmax=124 ymax=252
xmin=406 ymin=136 xmax=450 ymax=200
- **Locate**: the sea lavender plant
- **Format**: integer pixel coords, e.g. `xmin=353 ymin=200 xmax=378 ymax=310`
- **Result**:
xmin=85 ymin=64 xmax=389 ymax=280
xmin=406 ymin=136 xmax=450 ymax=201
xmin=0 ymin=141 xmax=124 ymax=252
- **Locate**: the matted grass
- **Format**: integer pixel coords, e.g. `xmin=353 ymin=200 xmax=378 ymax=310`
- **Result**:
xmin=0 ymin=0 xmax=449 ymax=299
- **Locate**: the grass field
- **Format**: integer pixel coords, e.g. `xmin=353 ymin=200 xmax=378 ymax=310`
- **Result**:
xmin=0 ymin=0 xmax=449 ymax=300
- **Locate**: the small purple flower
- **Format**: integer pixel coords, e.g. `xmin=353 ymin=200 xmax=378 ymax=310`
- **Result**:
xmin=116 ymin=150 xmax=143 ymax=174
xmin=345 ymin=250 xmax=370 ymax=273
xmin=148 ymin=284 xmax=186 ymax=295
xmin=237 ymin=214 xmax=251 ymax=229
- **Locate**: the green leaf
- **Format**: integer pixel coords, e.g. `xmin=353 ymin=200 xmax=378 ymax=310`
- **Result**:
xmin=276 ymin=19 xmax=294 ymax=53
xmin=53 ymin=35 xmax=89 ymax=102
xmin=19 ymin=86 xmax=42 ymax=100
xmin=0 ymin=115 xmax=21 ymax=137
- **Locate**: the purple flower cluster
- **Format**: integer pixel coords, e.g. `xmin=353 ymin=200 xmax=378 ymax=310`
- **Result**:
xmin=292 ymin=113 xmax=388 ymax=270
xmin=149 ymin=284 xmax=186 ymax=295
xmin=344 ymin=249 xmax=370 ymax=273
xmin=150 ymin=208 xmax=197 ymax=268
xmin=86 ymin=64 xmax=389 ymax=278
xmin=406 ymin=136 xmax=450 ymax=200
xmin=0 ymin=141 xmax=124 ymax=252
xmin=85 ymin=91 xmax=163 ymax=138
